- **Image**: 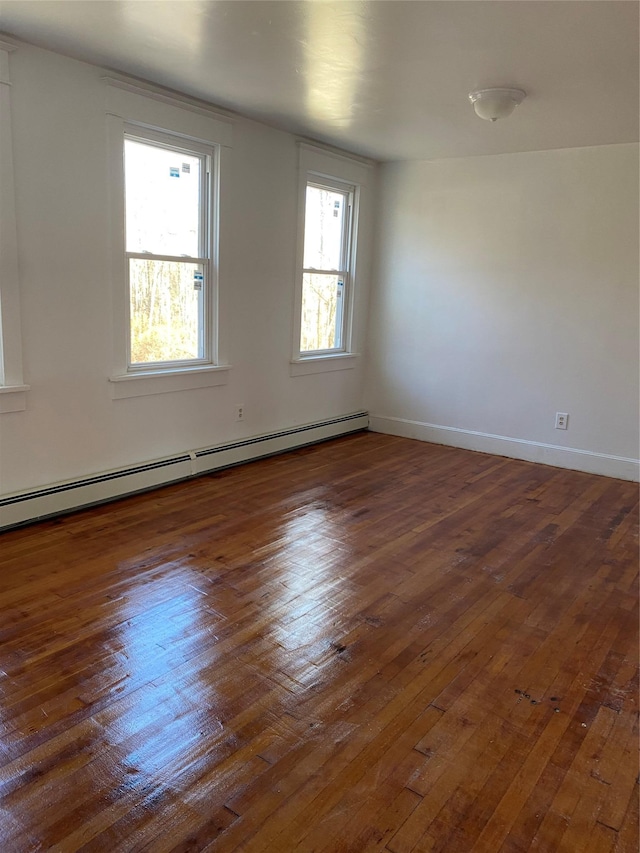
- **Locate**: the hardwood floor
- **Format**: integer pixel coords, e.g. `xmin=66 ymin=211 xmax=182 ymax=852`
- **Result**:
xmin=0 ymin=432 xmax=637 ymax=852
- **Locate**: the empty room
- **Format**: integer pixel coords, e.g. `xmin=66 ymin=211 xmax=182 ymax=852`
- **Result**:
xmin=0 ymin=1 xmax=638 ymax=851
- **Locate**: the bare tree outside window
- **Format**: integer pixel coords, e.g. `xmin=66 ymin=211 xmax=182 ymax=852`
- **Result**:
xmin=129 ymin=260 xmax=202 ymax=363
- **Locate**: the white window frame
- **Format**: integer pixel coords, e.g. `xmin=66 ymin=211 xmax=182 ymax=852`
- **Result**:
xmin=299 ymin=176 xmax=356 ymax=357
xmin=123 ymin=125 xmax=215 ymax=372
xmin=0 ymin=40 xmax=29 ymax=413
xmin=291 ymin=143 xmax=372 ymax=376
xmin=106 ymin=76 xmax=232 ymax=399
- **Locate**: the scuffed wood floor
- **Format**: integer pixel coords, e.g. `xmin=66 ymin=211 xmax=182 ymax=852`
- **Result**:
xmin=0 ymin=432 xmax=637 ymax=852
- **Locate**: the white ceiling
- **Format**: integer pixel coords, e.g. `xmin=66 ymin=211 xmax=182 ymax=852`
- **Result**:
xmin=0 ymin=1 xmax=637 ymax=162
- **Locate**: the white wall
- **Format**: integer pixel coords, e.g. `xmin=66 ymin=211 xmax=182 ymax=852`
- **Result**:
xmin=1 ymin=42 xmax=637 ymax=508
xmin=366 ymin=144 xmax=639 ymax=479
xmin=0 ymin=44 xmax=374 ymax=499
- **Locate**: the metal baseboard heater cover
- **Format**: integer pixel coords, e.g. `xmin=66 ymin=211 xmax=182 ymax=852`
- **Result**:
xmin=0 ymin=412 xmax=369 ymax=530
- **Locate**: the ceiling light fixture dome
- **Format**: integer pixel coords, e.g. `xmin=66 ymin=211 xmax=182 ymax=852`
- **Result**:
xmin=468 ymin=87 xmax=526 ymax=122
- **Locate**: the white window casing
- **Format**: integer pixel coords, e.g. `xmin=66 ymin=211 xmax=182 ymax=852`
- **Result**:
xmin=291 ymin=142 xmax=374 ymax=376
xmin=0 ymin=40 xmax=29 ymax=413
xmin=105 ymin=76 xmax=233 ymax=398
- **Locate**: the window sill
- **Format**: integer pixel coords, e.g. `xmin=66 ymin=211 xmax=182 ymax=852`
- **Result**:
xmin=109 ymin=365 xmax=230 ymax=399
xmin=290 ymin=353 xmax=358 ymax=376
xmin=0 ymin=384 xmax=30 ymax=413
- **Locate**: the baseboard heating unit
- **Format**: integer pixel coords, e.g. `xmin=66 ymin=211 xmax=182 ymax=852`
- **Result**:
xmin=0 ymin=412 xmax=369 ymax=530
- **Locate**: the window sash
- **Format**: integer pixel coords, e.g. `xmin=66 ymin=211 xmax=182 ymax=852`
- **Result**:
xmin=300 ymin=271 xmax=348 ymax=354
xmin=304 ymin=181 xmax=352 ymax=274
xmin=126 ymin=253 xmax=211 ymax=373
xmin=124 ymin=132 xmax=210 ymax=261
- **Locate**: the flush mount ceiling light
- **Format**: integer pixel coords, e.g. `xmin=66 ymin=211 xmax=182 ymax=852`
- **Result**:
xmin=468 ymin=88 xmax=526 ymax=122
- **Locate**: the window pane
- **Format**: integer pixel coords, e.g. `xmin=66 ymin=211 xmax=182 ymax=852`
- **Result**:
xmin=300 ymin=273 xmax=344 ymax=352
xmin=125 ymin=139 xmax=201 ymax=257
xmin=129 ymin=259 xmax=203 ymax=364
xmin=303 ymin=186 xmax=346 ymax=271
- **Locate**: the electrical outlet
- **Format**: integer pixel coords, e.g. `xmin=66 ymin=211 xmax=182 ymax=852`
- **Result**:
xmin=555 ymin=412 xmax=569 ymax=430
xmin=235 ymin=405 xmax=244 ymax=422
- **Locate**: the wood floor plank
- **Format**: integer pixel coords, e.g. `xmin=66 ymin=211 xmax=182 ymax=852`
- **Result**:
xmin=0 ymin=433 xmax=636 ymax=852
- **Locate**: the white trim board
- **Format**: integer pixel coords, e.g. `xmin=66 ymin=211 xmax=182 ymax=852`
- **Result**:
xmin=0 ymin=412 xmax=368 ymax=530
xmin=0 ymin=42 xmax=28 ymax=403
xmin=369 ymin=415 xmax=640 ymax=482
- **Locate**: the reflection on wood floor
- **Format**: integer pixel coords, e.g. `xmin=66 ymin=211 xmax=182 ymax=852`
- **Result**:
xmin=0 ymin=432 xmax=637 ymax=852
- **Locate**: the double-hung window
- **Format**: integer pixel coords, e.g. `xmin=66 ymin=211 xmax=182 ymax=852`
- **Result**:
xmin=300 ymin=179 xmax=355 ymax=354
xmin=124 ymin=126 xmax=214 ymax=369
xmin=291 ymin=142 xmax=372 ymax=374
xmin=299 ymin=178 xmax=356 ymax=355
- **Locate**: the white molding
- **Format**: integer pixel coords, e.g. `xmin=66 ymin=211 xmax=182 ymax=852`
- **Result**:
xmin=102 ymin=75 xmax=237 ymax=126
xmin=0 ymin=42 xmax=27 ymax=407
xmin=0 ymin=38 xmax=19 ymax=52
xmin=0 ymin=384 xmax=29 ymax=413
xmin=0 ymin=39 xmax=18 ymax=85
xmin=0 ymin=383 xmax=29 ymax=392
xmin=290 ymin=354 xmax=358 ymax=376
xmin=105 ymin=79 xmax=233 ymax=149
xmin=297 ymin=141 xmax=376 ymax=170
xmin=0 ymin=47 xmax=12 ymax=84
xmin=0 ymin=412 xmax=369 ymax=529
xmin=297 ymin=141 xmax=373 ymax=186
xmin=369 ymin=415 xmax=640 ymax=482
xmin=109 ymin=365 xmax=230 ymax=399
xmin=106 ymin=112 xmax=128 ymax=377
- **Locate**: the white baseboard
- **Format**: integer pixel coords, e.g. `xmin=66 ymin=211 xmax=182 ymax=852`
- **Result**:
xmin=0 ymin=412 xmax=369 ymax=530
xmin=369 ymin=415 xmax=640 ymax=482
